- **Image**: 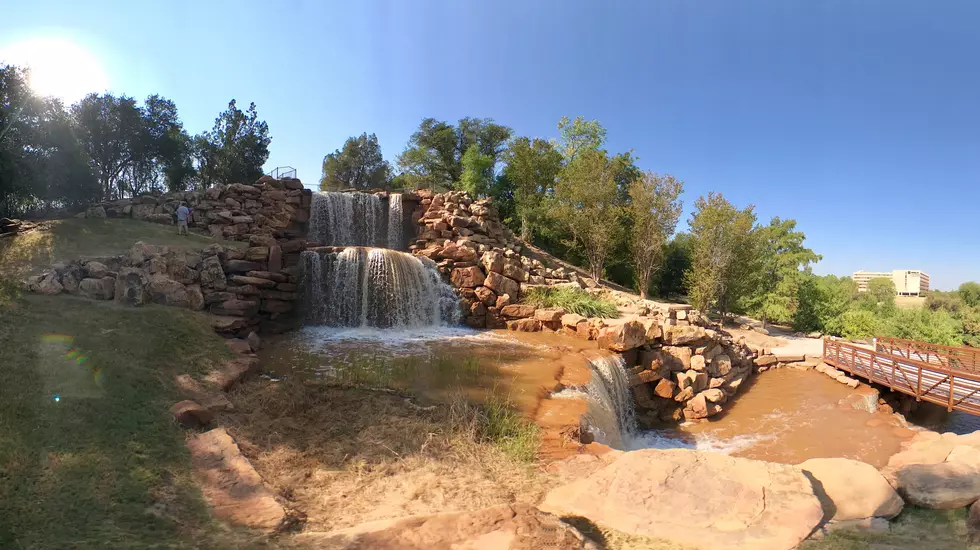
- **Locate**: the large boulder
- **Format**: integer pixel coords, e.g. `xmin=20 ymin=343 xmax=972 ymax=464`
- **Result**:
xmin=894 ymin=461 xmax=980 ymax=509
xmin=199 ymin=255 xmax=227 ymax=290
xmin=36 ymin=273 xmax=64 ymax=295
xmin=540 ymin=449 xmax=824 ymax=550
xmin=798 ymin=458 xmax=903 ymax=522
xmin=78 ymin=277 xmax=116 ymax=300
xmin=450 ymin=266 xmax=485 ymax=288
xmin=500 ymin=304 xmax=536 ymax=319
xmin=596 ymin=320 xmax=647 ymax=352
xmin=485 ymin=271 xmax=520 ymax=299
xmin=295 ymin=504 xmax=598 ymax=550
xmin=114 ymin=267 xmax=149 ymax=306
xmin=147 ymin=274 xmax=191 ymax=308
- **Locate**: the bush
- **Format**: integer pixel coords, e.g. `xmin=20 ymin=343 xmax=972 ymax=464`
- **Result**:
xmin=521 ymin=286 xmax=618 ymax=318
xmin=835 ymin=309 xmax=880 ymax=340
xmin=885 ymin=308 xmax=963 ymax=347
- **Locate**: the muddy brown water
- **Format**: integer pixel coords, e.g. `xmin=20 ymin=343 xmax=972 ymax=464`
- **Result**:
xmin=636 ymin=368 xmax=914 ymax=467
xmin=261 ymin=328 xmax=916 ymax=467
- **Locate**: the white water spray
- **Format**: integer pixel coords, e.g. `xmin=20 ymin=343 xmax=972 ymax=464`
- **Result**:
xmin=581 ymin=352 xmax=637 ymax=449
xmin=387 ymin=193 xmax=403 ymax=249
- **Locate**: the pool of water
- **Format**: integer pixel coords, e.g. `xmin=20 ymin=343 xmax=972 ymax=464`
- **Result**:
xmin=631 ymin=368 xmax=916 ymax=468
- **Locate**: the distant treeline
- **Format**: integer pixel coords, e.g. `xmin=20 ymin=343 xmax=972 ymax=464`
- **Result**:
xmin=0 ymin=64 xmax=271 ymax=218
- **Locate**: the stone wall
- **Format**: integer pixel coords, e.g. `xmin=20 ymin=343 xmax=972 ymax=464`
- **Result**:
xmin=407 ymin=189 xmax=586 ymax=328
xmin=85 ymin=176 xmax=312 ymax=244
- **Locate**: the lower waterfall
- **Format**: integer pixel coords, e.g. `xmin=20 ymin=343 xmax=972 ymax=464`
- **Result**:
xmin=301 ymin=247 xmax=461 ymax=329
xmin=581 ymin=352 xmax=637 ymax=449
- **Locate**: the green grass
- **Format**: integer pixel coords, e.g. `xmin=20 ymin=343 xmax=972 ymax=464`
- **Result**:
xmin=0 ymin=218 xmax=232 ymax=282
xmin=0 ymin=293 xmax=268 ymax=549
xmin=522 ymin=286 xmax=619 ymax=318
xmin=475 ymin=394 xmax=540 ymax=462
xmin=799 ymin=507 xmax=978 ymax=550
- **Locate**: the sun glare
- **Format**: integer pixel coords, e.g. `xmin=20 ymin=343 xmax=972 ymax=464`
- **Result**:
xmin=0 ymin=36 xmax=109 ymax=102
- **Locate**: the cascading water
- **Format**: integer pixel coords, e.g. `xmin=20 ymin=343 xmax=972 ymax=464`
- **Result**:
xmin=580 ymin=352 xmax=637 ymax=449
xmin=387 ymin=193 xmax=403 ymax=250
xmin=301 ymin=247 xmax=461 ymax=329
xmin=309 ymin=191 xmax=406 ymax=248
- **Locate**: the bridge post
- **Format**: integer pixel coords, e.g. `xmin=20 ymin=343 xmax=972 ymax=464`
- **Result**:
xmin=949 ymin=376 xmax=955 ymax=412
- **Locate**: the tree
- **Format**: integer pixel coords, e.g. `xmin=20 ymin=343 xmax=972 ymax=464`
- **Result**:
xmin=556 ymin=116 xmax=606 ymax=161
xmin=551 ymin=149 xmax=621 ymax=281
xmin=459 ymin=143 xmax=495 ymax=197
xmin=397 ymin=117 xmax=511 ymax=190
xmin=959 ymin=282 xmax=980 ymax=308
xmin=319 ymin=133 xmax=390 ymax=191
xmin=193 ymin=100 xmax=270 ymax=187
xmin=627 ymin=171 xmax=683 ymax=299
xmin=857 ymin=278 xmax=896 ymax=316
xmin=793 ymin=274 xmax=857 ymax=333
xmin=71 ymin=93 xmax=144 ymax=200
xmin=684 ymin=192 xmax=757 ymax=317
xmin=747 ymin=217 xmax=821 ymax=326
xmin=501 ymin=136 xmax=562 ymax=241
xmin=657 ymin=233 xmax=693 ymax=298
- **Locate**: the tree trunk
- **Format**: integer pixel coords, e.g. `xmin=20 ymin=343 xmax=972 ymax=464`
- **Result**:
xmin=520 ymin=215 xmax=530 ymax=242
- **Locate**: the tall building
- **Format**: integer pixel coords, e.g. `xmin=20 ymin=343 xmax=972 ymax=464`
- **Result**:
xmin=852 ymin=270 xmax=930 ymax=296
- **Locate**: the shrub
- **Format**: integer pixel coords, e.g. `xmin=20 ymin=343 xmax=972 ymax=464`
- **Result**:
xmin=835 ymin=309 xmax=880 ymax=340
xmin=521 ymin=286 xmax=618 ymax=318
xmin=885 ymin=308 xmax=963 ymax=347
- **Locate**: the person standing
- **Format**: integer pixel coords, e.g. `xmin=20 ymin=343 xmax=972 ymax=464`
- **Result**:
xmin=176 ymin=202 xmax=191 ymax=236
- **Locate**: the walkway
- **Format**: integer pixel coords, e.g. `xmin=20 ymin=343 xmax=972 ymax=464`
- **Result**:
xmin=823 ymin=337 xmax=980 ymax=415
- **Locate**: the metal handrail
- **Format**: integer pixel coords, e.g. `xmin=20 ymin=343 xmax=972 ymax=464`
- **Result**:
xmin=876 ymin=336 xmax=980 ymax=371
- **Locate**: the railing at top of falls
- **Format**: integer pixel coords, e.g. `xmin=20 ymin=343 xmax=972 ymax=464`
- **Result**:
xmin=308 ymin=191 xmax=405 ymax=250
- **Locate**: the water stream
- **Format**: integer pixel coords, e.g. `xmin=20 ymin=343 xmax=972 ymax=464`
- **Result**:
xmin=309 ymin=191 xmax=404 ymax=249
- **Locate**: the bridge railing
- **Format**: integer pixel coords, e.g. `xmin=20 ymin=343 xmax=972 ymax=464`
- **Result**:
xmin=875 ymin=336 xmax=980 ymax=371
xmin=823 ymin=338 xmax=980 ymax=414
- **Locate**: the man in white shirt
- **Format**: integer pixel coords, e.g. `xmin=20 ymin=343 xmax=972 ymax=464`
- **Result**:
xmin=176 ymin=203 xmax=191 ymax=236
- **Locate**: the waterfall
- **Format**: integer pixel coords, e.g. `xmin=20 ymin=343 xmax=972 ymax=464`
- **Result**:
xmin=309 ymin=192 xmax=387 ymax=247
xmin=301 ymin=248 xmax=461 ymax=328
xmin=387 ymin=193 xmax=403 ymax=250
xmin=581 ymin=352 xmax=637 ymax=448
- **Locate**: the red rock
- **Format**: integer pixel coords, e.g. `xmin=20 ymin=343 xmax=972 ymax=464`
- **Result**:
xmin=501 ymin=304 xmax=536 ymax=319
xmin=484 ymin=271 xmax=520 ymax=299
xmin=653 ymin=378 xmax=677 ymax=398
xmin=186 ymin=428 xmax=285 ymax=531
xmin=226 ymin=338 xmax=252 ymax=354
xmin=474 ymin=286 xmax=496 ymax=306
xmin=534 ymin=308 xmax=566 ymax=323
xmin=204 ymin=357 xmax=259 ymax=390
xmin=170 ymin=400 xmax=213 ymax=428
xmin=507 ymin=318 xmax=542 ymax=332
xmin=450 ymin=266 xmax=485 ymax=288
xmin=230 ymin=275 xmax=277 ymax=288
xmin=597 ymin=320 xmax=648 ymax=352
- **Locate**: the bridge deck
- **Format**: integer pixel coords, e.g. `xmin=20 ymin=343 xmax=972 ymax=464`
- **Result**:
xmin=823 ymin=338 xmax=980 ymax=415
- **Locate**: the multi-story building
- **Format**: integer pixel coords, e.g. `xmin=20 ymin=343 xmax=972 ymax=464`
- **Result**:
xmin=852 ymin=270 xmax=930 ymax=296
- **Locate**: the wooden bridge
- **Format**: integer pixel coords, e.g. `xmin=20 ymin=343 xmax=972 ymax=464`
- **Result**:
xmin=823 ymin=336 xmax=980 ymax=415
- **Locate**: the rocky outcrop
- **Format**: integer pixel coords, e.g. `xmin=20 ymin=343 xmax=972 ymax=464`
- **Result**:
xmin=296 ymin=504 xmax=598 ymax=550
xmin=540 ymin=449 xmax=824 ymax=550
xmin=0 ymin=217 xmax=38 ymax=239
xmin=186 ymin=428 xmax=285 ymax=531
xmin=799 ymin=458 xmax=903 ymax=523
xmin=408 ymin=190 xmax=591 ymax=328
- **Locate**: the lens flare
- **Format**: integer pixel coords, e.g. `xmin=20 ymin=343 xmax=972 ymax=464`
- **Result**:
xmin=41 ymin=333 xmax=103 ymax=389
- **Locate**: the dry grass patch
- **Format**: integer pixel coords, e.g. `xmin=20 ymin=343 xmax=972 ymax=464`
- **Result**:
xmin=220 ymin=378 xmax=553 ymax=532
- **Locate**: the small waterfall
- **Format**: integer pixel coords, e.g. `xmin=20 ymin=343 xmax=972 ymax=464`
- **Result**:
xmin=309 ymin=192 xmax=387 ymax=247
xmin=582 ymin=352 xmax=637 ymax=448
xmin=387 ymin=193 xmax=403 ymax=250
xmin=301 ymin=247 xmax=461 ymax=328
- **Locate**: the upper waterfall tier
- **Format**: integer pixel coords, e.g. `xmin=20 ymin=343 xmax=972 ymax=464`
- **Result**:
xmin=309 ymin=192 xmax=405 ymax=250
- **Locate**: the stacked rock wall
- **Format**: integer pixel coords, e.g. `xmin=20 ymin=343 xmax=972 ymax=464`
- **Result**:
xmin=407 ymin=190 xmax=586 ymax=328
xmin=86 ymin=176 xmax=312 ymax=245
xmin=28 ymin=177 xmax=313 ymax=336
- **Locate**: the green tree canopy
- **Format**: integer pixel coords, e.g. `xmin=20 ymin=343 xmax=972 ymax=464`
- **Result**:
xmin=397 ymin=117 xmax=511 ymax=190
xmin=551 ymin=149 xmax=621 ymax=281
xmin=958 ymin=282 xmax=980 ymax=308
xmin=746 ymin=217 xmax=821 ymax=326
xmin=627 ymin=171 xmax=683 ymax=299
xmin=501 ymin=136 xmax=562 ymax=241
xmin=684 ymin=192 xmax=757 ymax=316
xmin=319 ymin=133 xmax=391 ymax=191
xmin=193 ymin=100 xmax=270 ymax=187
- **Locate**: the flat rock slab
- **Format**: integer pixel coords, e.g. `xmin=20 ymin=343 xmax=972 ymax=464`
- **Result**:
xmin=540 ymin=449 xmax=824 ymax=550
xmin=186 ymin=428 xmax=284 ymax=531
xmin=295 ymin=503 xmax=598 ymax=550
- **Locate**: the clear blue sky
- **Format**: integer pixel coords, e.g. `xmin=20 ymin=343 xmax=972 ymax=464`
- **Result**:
xmin=3 ymin=1 xmax=979 ymax=289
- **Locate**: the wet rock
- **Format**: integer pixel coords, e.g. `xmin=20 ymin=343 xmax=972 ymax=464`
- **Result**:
xmin=540 ymin=449 xmax=824 ymax=550
xmin=507 ymin=318 xmax=541 ymax=332
xmin=186 ymin=428 xmax=285 ymax=531
xmin=296 ymin=503 xmax=597 ymax=550
xmin=170 ymin=400 xmax=213 ymax=428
